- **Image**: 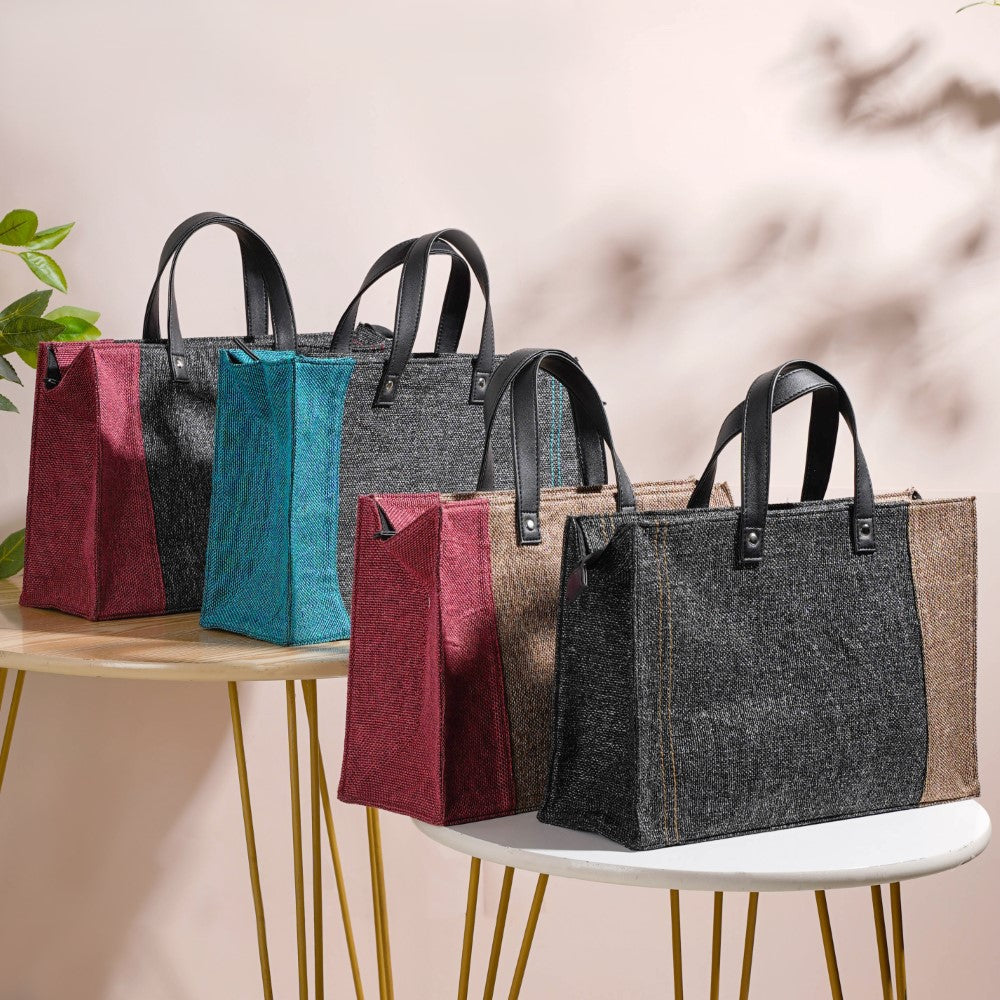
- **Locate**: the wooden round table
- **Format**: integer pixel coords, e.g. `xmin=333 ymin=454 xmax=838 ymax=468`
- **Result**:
xmin=0 ymin=579 xmax=393 ymax=1000
xmin=416 ymin=801 xmax=991 ymax=999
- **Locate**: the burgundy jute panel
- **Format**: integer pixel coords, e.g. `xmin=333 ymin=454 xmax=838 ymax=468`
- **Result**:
xmin=906 ymin=497 xmax=979 ymax=804
xmin=483 ymin=478 xmax=734 ymax=812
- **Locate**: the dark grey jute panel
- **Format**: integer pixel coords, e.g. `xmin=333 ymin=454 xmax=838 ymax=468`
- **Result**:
xmin=137 ymin=332 xmax=338 ymax=612
xmin=540 ymin=500 xmax=930 ymax=850
xmin=336 ymin=355 xmax=581 ymax=601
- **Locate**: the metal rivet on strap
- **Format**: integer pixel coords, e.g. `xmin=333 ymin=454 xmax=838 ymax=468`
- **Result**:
xmin=747 ymin=530 xmax=760 ymax=546
xmin=859 ymin=522 xmax=871 ymax=537
xmin=525 ymin=517 xmax=536 ymax=531
xmin=384 ymin=379 xmax=394 ymax=392
xmin=477 ymin=376 xmax=487 ymax=389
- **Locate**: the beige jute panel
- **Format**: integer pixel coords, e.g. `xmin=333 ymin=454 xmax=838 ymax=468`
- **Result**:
xmin=906 ymin=497 xmax=979 ymax=804
xmin=480 ymin=478 xmax=733 ymax=812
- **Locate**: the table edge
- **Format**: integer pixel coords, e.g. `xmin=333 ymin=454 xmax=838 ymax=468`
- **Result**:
xmin=413 ymin=805 xmax=993 ymax=892
xmin=0 ymin=647 xmax=349 ymax=682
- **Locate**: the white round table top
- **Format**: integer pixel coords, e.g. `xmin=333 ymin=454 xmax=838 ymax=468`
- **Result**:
xmin=0 ymin=579 xmax=348 ymax=681
xmin=415 ymin=800 xmax=991 ymax=892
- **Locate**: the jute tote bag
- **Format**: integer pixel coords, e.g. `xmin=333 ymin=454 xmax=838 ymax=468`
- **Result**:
xmin=338 ymin=349 xmax=732 ymax=824
xmin=328 ymin=230 xmax=584 ymax=604
xmin=198 ymin=239 xmax=479 ymax=645
xmin=199 ymin=348 xmax=356 ymax=645
xmin=20 ymin=212 xmax=338 ymax=620
xmin=540 ymin=361 xmax=978 ymax=850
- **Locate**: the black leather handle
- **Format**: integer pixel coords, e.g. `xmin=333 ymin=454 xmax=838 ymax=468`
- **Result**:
xmin=330 ymin=237 xmax=472 ymax=356
xmin=693 ymin=361 xmax=875 ymax=565
xmin=688 ymin=367 xmax=841 ymax=509
xmin=477 ymin=350 xmax=606 ymax=495
xmin=142 ymin=213 xmax=297 ymax=381
xmin=477 ymin=348 xmax=635 ymax=545
xmin=144 ymin=215 xmax=269 ymax=346
xmin=372 ymin=229 xmax=495 ymax=408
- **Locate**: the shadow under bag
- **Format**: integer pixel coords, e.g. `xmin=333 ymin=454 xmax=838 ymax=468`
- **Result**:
xmin=540 ymin=360 xmax=978 ymax=850
xmin=338 ymin=348 xmax=732 ymax=824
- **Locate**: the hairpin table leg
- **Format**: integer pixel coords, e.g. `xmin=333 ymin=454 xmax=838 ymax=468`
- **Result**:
xmin=302 ymin=681 xmax=324 ymax=999
xmin=367 ymin=808 xmax=394 ymax=999
xmin=484 ymin=867 xmax=515 ymax=1000
xmin=0 ymin=668 xmax=25 ymax=799
xmin=227 ymin=682 xmax=274 ymax=1000
xmin=508 ymin=873 xmax=548 ymax=1000
xmin=738 ymin=892 xmax=759 ymax=1000
xmin=815 ymin=890 xmax=844 ymax=1000
xmin=286 ymin=681 xmax=308 ymax=1000
xmin=871 ymin=885 xmax=893 ymax=999
xmin=890 ymin=882 xmax=907 ymax=1000
xmin=303 ymin=688 xmax=365 ymax=1000
xmin=458 ymin=857 xmax=481 ymax=1000
xmin=710 ymin=892 xmax=723 ymax=1000
xmin=670 ymin=889 xmax=684 ymax=999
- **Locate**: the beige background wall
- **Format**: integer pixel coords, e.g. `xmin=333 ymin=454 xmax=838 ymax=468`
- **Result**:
xmin=2 ymin=1 xmax=999 ymax=996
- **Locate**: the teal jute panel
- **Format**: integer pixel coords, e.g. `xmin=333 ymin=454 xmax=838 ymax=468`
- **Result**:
xmin=201 ymin=349 xmax=355 ymax=645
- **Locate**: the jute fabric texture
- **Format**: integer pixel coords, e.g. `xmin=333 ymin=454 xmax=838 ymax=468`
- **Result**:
xmin=541 ymin=494 xmax=978 ymax=849
xmin=20 ymin=333 xmax=340 ymax=620
xmin=334 ymin=346 xmax=579 ymax=602
xmin=200 ymin=349 xmax=356 ymax=645
xmin=338 ymin=478 xmax=731 ymax=825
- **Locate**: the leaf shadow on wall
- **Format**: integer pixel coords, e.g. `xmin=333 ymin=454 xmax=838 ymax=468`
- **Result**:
xmin=0 ymin=673 xmax=226 ymax=1000
xmin=506 ymin=32 xmax=1000 ymax=476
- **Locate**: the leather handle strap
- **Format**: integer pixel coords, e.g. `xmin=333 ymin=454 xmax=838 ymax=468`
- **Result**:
xmin=145 ymin=220 xmax=269 ymax=347
xmin=330 ymin=237 xmax=472 ymax=355
xmin=693 ymin=361 xmax=875 ymax=564
xmin=688 ymin=367 xmax=841 ymax=508
xmin=142 ymin=213 xmax=297 ymax=381
xmin=477 ymin=348 xmax=635 ymax=545
xmin=477 ymin=349 xmax=607 ymax=494
xmin=374 ymin=229 xmax=495 ymax=408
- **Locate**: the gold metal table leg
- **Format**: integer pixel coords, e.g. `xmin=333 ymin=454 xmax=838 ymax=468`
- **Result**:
xmin=710 ymin=891 xmax=723 ymax=1000
xmin=738 ymin=892 xmax=759 ymax=1000
xmin=484 ymin=867 xmax=515 ymax=1000
xmin=367 ymin=807 xmax=390 ymax=1000
xmin=0 ymin=669 xmax=25 ymax=798
xmin=815 ymin=890 xmax=844 ymax=1000
xmin=507 ymin=873 xmax=548 ymax=1000
xmin=371 ymin=809 xmax=394 ymax=999
xmin=286 ymin=681 xmax=308 ymax=1000
xmin=458 ymin=857 xmax=481 ymax=1000
xmin=890 ymin=882 xmax=907 ymax=1000
xmin=304 ymin=689 xmax=365 ymax=1000
xmin=670 ymin=888 xmax=684 ymax=1000
xmin=302 ymin=681 xmax=324 ymax=1000
xmin=228 ymin=682 xmax=274 ymax=1000
xmin=871 ymin=885 xmax=893 ymax=1000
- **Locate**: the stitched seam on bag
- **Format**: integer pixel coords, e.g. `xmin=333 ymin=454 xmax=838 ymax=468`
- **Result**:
xmin=662 ymin=522 xmax=681 ymax=842
xmin=654 ymin=523 xmax=671 ymax=842
xmin=92 ymin=347 xmax=104 ymax=618
xmin=477 ymin=499 xmax=517 ymax=814
xmin=285 ymin=362 xmax=297 ymax=645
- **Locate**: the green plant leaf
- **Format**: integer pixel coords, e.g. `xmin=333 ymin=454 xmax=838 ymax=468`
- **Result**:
xmin=0 ymin=529 xmax=25 ymax=577
xmin=0 ymin=210 xmax=38 ymax=247
xmin=46 ymin=304 xmax=100 ymax=326
xmin=0 ymin=290 xmax=52 ymax=322
xmin=15 ymin=348 xmax=37 ymax=368
xmin=49 ymin=314 xmax=101 ymax=342
xmin=23 ymin=223 xmax=74 ymax=251
xmin=19 ymin=251 xmax=67 ymax=292
xmin=0 ymin=392 xmax=17 ymax=415
xmin=0 ymin=315 xmax=65 ymax=355
xmin=0 ymin=355 xmax=21 ymax=383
